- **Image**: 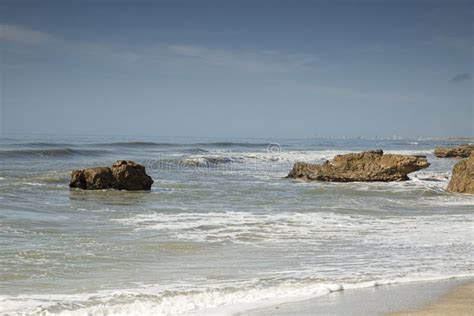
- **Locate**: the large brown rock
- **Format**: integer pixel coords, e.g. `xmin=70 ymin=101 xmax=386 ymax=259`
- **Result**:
xmin=287 ymin=150 xmax=430 ymax=182
xmin=70 ymin=160 xmax=153 ymax=191
xmin=447 ymin=153 xmax=474 ymax=194
xmin=434 ymin=144 xmax=474 ymax=158
xmin=111 ymin=160 xmax=154 ymax=191
xmin=70 ymin=167 xmax=115 ymax=190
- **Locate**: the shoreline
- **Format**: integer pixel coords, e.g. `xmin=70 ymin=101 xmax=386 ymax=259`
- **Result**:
xmin=238 ymin=277 xmax=473 ymax=316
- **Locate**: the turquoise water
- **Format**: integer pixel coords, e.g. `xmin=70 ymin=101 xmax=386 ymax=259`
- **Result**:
xmin=0 ymin=136 xmax=473 ymax=315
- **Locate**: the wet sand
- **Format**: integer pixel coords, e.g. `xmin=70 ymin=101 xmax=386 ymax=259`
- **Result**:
xmin=239 ymin=278 xmax=472 ymax=316
xmin=392 ymin=281 xmax=473 ymax=316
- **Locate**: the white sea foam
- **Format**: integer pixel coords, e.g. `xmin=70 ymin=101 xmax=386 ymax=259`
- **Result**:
xmin=181 ymin=150 xmax=348 ymax=167
xmin=114 ymin=211 xmax=474 ymax=245
xmin=1 ymin=275 xmax=472 ymax=316
xmin=182 ymin=149 xmax=434 ymax=166
xmin=23 ymin=182 xmax=46 ymax=186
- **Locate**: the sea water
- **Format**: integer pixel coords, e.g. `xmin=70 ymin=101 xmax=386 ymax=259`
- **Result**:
xmin=0 ymin=136 xmax=473 ymax=315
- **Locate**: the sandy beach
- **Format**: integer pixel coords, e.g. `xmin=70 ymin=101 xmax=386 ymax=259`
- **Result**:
xmin=392 ymin=281 xmax=474 ymax=316
xmin=240 ymin=278 xmax=473 ymax=316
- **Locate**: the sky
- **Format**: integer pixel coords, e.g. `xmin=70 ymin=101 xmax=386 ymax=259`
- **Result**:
xmin=0 ymin=0 xmax=472 ymax=138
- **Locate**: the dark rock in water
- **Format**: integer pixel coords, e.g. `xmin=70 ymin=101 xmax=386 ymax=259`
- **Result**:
xmin=447 ymin=153 xmax=474 ymax=194
xmin=70 ymin=160 xmax=153 ymax=191
xmin=434 ymin=144 xmax=474 ymax=158
xmin=70 ymin=167 xmax=115 ymax=190
xmin=111 ymin=160 xmax=154 ymax=191
xmin=287 ymin=150 xmax=430 ymax=182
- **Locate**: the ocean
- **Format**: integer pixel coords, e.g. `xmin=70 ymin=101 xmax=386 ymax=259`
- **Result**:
xmin=0 ymin=135 xmax=473 ymax=315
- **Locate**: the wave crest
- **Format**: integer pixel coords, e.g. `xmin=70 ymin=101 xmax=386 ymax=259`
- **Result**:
xmin=0 ymin=148 xmax=108 ymax=158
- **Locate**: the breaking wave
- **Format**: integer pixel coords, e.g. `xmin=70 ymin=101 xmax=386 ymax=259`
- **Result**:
xmin=178 ymin=149 xmax=434 ymax=166
xmin=0 ymin=148 xmax=108 ymax=158
xmin=113 ymin=211 xmax=474 ymax=244
xmin=6 ymin=142 xmax=74 ymax=148
xmin=99 ymin=141 xmax=182 ymax=148
xmin=1 ymin=275 xmax=471 ymax=316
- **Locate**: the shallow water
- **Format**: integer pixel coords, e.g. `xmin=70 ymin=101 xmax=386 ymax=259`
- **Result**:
xmin=0 ymin=136 xmax=473 ymax=315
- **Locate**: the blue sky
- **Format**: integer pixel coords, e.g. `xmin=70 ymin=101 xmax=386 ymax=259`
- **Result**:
xmin=1 ymin=0 xmax=472 ymax=138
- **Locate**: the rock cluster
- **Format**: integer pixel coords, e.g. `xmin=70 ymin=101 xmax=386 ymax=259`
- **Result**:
xmin=447 ymin=153 xmax=474 ymax=194
xmin=70 ymin=160 xmax=153 ymax=191
xmin=434 ymin=144 xmax=474 ymax=158
xmin=287 ymin=150 xmax=430 ymax=182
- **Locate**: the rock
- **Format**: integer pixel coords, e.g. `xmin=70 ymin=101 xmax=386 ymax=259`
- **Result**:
xmin=413 ymin=154 xmax=427 ymax=159
xmin=287 ymin=150 xmax=430 ymax=182
xmin=434 ymin=144 xmax=474 ymax=158
xmin=70 ymin=160 xmax=153 ymax=191
xmin=111 ymin=160 xmax=154 ymax=191
xmin=70 ymin=167 xmax=115 ymax=190
xmin=447 ymin=153 xmax=474 ymax=194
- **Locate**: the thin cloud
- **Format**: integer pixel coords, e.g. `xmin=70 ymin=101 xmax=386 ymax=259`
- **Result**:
xmin=166 ymin=44 xmax=317 ymax=73
xmin=1 ymin=23 xmax=140 ymax=64
xmin=0 ymin=24 xmax=55 ymax=44
xmin=1 ymin=24 xmax=316 ymax=74
xmin=450 ymin=73 xmax=472 ymax=84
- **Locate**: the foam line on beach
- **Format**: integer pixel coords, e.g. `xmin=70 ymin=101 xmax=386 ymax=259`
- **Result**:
xmin=1 ymin=275 xmax=472 ymax=315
